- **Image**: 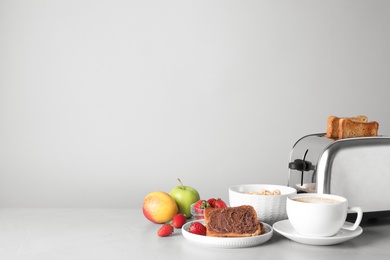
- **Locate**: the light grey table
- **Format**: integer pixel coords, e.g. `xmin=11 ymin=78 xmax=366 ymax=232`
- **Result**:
xmin=0 ymin=208 xmax=389 ymax=260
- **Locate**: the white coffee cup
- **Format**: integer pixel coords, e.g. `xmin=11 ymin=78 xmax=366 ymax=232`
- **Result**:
xmin=286 ymin=193 xmax=363 ymax=237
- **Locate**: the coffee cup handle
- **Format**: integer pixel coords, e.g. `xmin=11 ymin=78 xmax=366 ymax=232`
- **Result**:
xmin=342 ymin=206 xmax=363 ymax=231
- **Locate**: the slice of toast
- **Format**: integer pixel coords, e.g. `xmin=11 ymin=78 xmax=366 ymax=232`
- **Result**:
xmin=326 ymin=115 xmax=368 ymax=138
xmin=204 ymin=205 xmax=264 ymax=237
xmin=338 ymin=119 xmax=379 ymax=138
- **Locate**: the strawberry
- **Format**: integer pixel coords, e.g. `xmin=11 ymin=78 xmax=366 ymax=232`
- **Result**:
xmin=157 ymin=224 xmax=174 ymax=237
xmin=207 ymin=198 xmax=216 ymax=207
xmin=171 ymin=213 xmax=187 ymax=228
xmin=193 ymin=199 xmax=210 ymax=214
xmin=188 ymin=222 xmax=207 ymax=236
xmin=214 ymin=198 xmax=227 ymax=208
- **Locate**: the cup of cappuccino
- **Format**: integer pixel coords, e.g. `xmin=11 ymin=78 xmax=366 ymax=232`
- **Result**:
xmin=286 ymin=193 xmax=363 ymax=237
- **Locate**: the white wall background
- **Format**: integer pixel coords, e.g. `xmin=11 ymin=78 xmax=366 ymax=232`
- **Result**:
xmin=1 ymin=0 xmax=389 ymax=208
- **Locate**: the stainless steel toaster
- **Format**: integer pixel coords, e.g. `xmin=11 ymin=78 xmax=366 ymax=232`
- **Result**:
xmin=287 ymin=133 xmax=390 ymax=219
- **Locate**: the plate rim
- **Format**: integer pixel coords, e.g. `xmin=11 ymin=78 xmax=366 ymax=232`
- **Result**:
xmin=181 ymin=219 xmax=273 ymax=248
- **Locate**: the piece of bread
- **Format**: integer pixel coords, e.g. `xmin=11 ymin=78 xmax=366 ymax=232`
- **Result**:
xmin=326 ymin=115 xmax=368 ymax=138
xmin=204 ymin=205 xmax=264 ymax=237
xmin=338 ymin=119 xmax=379 ymax=138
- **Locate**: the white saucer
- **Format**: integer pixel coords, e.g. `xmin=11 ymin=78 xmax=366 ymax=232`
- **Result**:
xmin=273 ymin=220 xmax=363 ymax=246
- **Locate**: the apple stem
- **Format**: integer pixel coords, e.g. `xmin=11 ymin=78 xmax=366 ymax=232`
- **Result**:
xmin=178 ymin=178 xmax=184 ymax=189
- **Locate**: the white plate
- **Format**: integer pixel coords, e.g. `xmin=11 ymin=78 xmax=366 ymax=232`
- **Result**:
xmin=273 ymin=220 xmax=363 ymax=246
xmin=181 ymin=220 xmax=273 ymax=248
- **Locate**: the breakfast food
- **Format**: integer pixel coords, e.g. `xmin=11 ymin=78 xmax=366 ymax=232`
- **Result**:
xmin=192 ymin=198 xmax=228 ymax=219
xmin=326 ymin=115 xmax=367 ymax=138
xmin=157 ymin=223 xmax=174 ymax=237
xmin=325 ymin=115 xmax=378 ymax=139
xmin=338 ymin=119 xmax=379 ymax=138
xmin=171 ymin=213 xmax=187 ymax=228
xmin=213 ymin=198 xmax=227 ymax=208
xmin=204 ymin=205 xmax=264 ymax=237
xmin=188 ymin=221 xmax=207 ymax=236
xmin=246 ymin=189 xmax=281 ymax=195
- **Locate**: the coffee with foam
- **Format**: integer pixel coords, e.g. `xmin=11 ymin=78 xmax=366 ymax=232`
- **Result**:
xmin=292 ymin=197 xmax=340 ymax=204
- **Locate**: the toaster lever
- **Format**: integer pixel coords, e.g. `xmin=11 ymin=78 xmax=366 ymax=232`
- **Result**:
xmin=289 ymin=159 xmax=312 ymax=172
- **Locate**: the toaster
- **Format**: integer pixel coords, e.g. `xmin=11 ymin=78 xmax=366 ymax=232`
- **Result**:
xmin=287 ymin=133 xmax=390 ymax=219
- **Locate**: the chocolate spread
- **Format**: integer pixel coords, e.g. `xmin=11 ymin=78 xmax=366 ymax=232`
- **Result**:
xmin=206 ymin=206 xmax=260 ymax=235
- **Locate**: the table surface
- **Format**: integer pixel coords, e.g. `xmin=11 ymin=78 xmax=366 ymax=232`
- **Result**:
xmin=1 ymin=208 xmax=390 ymax=260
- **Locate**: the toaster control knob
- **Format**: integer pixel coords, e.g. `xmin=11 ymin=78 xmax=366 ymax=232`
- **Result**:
xmin=289 ymin=159 xmax=312 ymax=171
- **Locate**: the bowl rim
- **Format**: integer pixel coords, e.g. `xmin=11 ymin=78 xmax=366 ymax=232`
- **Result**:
xmin=229 ymin=184 xmax=297 ymax=195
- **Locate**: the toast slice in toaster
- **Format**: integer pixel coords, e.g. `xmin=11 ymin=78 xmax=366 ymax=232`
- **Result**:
xmin=338 ymin=118 xmax=379 ymax=139
xmin=326 ymin=115 xmax=368 ymax=138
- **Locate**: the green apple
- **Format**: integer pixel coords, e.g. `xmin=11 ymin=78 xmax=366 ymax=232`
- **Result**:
xmin=169 ymin=179 xmax=200 ymax=218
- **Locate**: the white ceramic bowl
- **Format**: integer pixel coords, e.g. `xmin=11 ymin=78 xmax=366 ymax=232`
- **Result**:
xmin=229 ymin=184 xmax=297 ymax=225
